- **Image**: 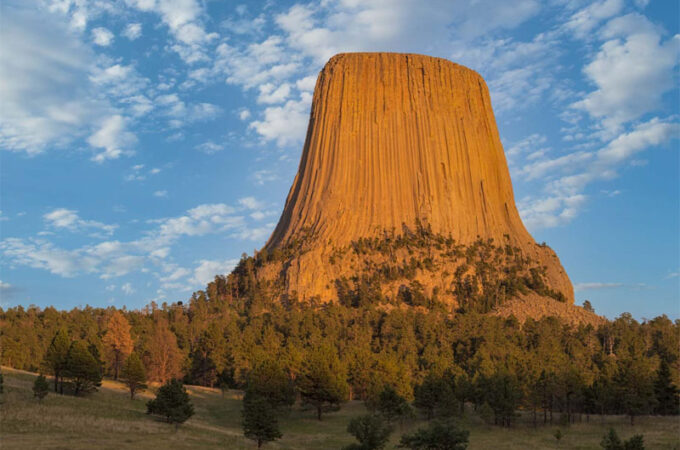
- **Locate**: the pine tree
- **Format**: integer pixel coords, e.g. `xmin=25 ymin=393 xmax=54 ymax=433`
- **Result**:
xmin=298 ymin=344 xmax=349 ymax=420
xmin=343 ymin=414 xmax=392 ymax=450
xmin=242 ymin=391 xmax=282 ymax=448
xmin=102 ymin=311 xmax=134 ymax=380
xmin=654 ymin=359 xmax=679 ymax=415
xmin=44 ymin=329 xmax=70 ymax=393
xmin=121 ymin=353 xmax=147 ymax=399
xmin=376 ymin=385 xmax=411 ymax=423
xmin=414 ymin=373 xmax=457 ymax=420
xmin=246 ymin=358 xmax=296 ymax=411
xmin=147 ymin=379 xmax=194 ymax=429
xmin=33 ymin=374 xmax=49 ymax=401
xmin=615 ymin=357 xmax=656 ymax=426
xmin=63 ymin=341 xmax=103 ymax=396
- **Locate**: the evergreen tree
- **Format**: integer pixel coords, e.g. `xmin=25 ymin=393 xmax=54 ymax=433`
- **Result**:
xmin=44 ymin=329 xmax=70 ymax=393
xmin=398 ymin=420 xmax=469 ymax=450
xmin=413 ymin=373 xmax=457 ymax=419
xmin=33 ymin=374 xmax=49 ymax=401
xmin=246 ymin=358 xmax=296 ymax=411
xmin=615 ymin=358 xmax=656 ymax=425
xmin=654 ymin=359 xmax=679 ymax=415
xmin=242 ymin=391 xmax=283 ymax=448
xmin=102 ymin=311 xmax=134 ymax=380
xmin=483 ymin=372 xmax=522 ymax=427
xmin=375 ymin=385 xmax=412 ymax=423
xmin=298 ymin=344 xmax=349 ymax=420
xmin=343 ymin=414 xmax=392 ymax=450
xmin=121 ymin=353 xmax=147 ymax=399
xmin=63 ymin=341 xmax=102 ymax=396
xmin=147 ymin=379 xmax=194 ymax=428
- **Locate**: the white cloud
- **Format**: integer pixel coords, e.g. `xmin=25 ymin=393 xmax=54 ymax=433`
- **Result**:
xmin=88 ymin=115 xmax=137 ymax=162
xmin=0 ymin=5 xmax=103 ymax=155
xmin=124 ymin=0 xmax=217 ymax=63
xmin=251 ymin=169 xmax=279 ymax=185
xmin=563 ymin=0 xmax=624 ymax=39
xmin=121 ymin=282 xmax=135 ymax=294
xmin=249 ymin=93 xmax=312 ymax=146
xmin=0 ymin=238 xmax=98 ymax=277
xmin=295 ymin=75 xmax=317 ymax=92
xmin=153 ymin=190 xmax=168 ymax=197
xmin=232 ymin=223 xmax=275 ymax=242
xmin=238 ymin=196 xmax=264 ymax=210
xmin=257 ymin=83 xmax=291 ymax=104
xmin=191 ymin=259 xmax=239 ymax=286
xmin=92 ymin=27 xmax=114 ymax=46
xmin=518 ymin=117 xmax=678 ymax=230
xmin=44 ymin=208 xmax=117 ymax=236
xmin=195 ymin=141 xmax=224 ymax=154
xmin=574 ymin=282 xmax=623 ymax=291
xmin=572 ymin=14 xmax=679 ymax=137
xmin=123 ymin=23 xmax=142 ymax=40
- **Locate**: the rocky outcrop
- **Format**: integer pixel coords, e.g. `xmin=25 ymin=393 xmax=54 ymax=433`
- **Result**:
xmin=257 ymin=52 xmax=574 ymax=308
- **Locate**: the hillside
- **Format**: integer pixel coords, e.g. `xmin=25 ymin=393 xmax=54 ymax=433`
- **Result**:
xmin=2 ymin=368 xmax=678 ymax=449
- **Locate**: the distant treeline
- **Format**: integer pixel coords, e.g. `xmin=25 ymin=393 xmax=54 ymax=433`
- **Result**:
xmin=1 ymin=275 xmax=678 ymax=425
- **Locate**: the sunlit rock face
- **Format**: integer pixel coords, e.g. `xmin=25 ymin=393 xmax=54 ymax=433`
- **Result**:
xmin=260 ymin=53 xmax=574 ymax=306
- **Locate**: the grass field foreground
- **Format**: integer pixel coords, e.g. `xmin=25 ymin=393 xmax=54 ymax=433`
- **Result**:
xmin=1 ymin=368 xmax=678 ymax=449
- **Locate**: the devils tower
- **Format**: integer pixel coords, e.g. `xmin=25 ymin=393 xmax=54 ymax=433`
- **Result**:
xmin=249 ymin=52 xmax=579 ymax=317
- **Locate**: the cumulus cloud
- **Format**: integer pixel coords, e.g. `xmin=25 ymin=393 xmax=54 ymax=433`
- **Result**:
xmin=44 ymin=208 xmax=117 ymax=236
xmin=124 ymin=0 xmax=217 ymax=63
xmin=249 ymin=93 xmax=312 ymax=146
xmin=121 ymin=282 xmax=135 ymax=294
xmin=123 ymin=23 xmax=142 ymax=40
xmin=191 ymin=259 xmax=239 ymax=285
xmin=572 ymin=14 xmax=679 ymax=137
xmin=88 ymin=115 xmax=137 ymax=162
xmin=92 ymin=27 xmax=114 ymax=46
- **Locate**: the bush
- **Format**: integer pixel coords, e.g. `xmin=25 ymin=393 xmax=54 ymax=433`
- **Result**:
xmin=398 ymin=420 xmax=469 ymax=449
xmin=600 ymin=428 xmax=645 ymax=450
xmin=343 ymin=414 xmax=392 ymax=450
xmin=33 ymin=375 xmax=49 ymax=401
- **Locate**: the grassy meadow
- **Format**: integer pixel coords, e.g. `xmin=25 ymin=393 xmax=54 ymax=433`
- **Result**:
xmin=1 ymin=367 xmax=678 ymax=449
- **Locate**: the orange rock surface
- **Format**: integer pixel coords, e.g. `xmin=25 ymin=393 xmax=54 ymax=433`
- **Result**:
xmin=261 ymin=53 xmax=574 ymax=305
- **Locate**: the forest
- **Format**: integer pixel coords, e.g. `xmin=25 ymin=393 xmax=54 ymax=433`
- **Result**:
xmin=1 ymin=231 xmax=679 ymax=448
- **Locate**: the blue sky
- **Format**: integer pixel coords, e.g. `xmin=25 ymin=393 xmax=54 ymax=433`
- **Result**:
xmin=0 ymin=0 xmax=678 ymax=320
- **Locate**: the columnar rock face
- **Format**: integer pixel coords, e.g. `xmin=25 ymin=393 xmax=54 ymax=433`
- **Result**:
xmin=260 ymin=53 xmax=574 ymax=306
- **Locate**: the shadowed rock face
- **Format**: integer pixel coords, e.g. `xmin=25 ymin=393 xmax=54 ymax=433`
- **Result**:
xmin=262 ymin=53 xmax=573 ymax=305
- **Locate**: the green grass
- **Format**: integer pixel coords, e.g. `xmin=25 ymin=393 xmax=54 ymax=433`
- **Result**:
xmin=1 ymin=367 xmax=678 ymax=449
